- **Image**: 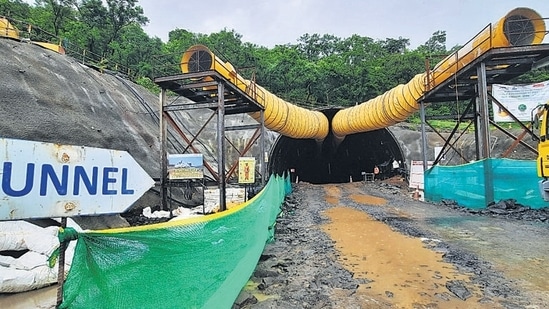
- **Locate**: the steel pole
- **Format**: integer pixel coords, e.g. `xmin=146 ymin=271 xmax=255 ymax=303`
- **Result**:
xmin=217 ymin=82 xmax=226 ymax=211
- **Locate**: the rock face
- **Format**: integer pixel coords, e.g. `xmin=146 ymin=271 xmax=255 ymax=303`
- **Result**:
xmin=0 ymin=40 xmax=160 ymax=172
xmin=1 ymin=39 xmax=161 ymax=213
xmin=0 ymin=39 xmax=275 ymax=228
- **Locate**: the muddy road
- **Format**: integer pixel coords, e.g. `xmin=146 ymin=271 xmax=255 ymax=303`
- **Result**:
xmin=2 ymin=180 xmax=548 ymax=309
xmin=238 ymin=180 xmax=549 ymax=309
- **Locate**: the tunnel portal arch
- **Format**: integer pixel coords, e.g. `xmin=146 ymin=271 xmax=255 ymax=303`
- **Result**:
xmin=268 ymin=108 xmax=407 ymax=184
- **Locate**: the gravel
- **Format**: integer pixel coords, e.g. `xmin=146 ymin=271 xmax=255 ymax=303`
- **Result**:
xmin=233 ymin=181 xmax=547 ymax=308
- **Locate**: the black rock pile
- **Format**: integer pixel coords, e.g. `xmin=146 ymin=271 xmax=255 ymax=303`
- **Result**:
xmin=440 ymin=199 xmax=549 ymax=223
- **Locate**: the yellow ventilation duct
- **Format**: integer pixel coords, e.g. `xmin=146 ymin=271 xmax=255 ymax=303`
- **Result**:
xmin=181 ymin=44 xmax=329 ymax=141
xmin=430 ymin=7 xmax=546 ymax=88
xmin=332 ymin=7 xmax=546 ymax=140
xmin=332 ymin=73 xmax=426 ymax=139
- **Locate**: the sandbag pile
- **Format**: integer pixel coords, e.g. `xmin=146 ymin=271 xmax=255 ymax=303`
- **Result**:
xmin=0 ymin=220 xmax=79 ymax=293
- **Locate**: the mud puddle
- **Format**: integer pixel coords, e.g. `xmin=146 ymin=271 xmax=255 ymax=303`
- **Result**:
xmin=322 ymin=185 xmax=493 ymax=308
xmin=425 ymin=215 xmax=549 ymax=303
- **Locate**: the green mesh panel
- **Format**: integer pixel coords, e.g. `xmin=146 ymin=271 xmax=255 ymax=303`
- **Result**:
xmin=425 ymin=158 xmax=548 ymax=209
xmin=60 ymin=174 xmax=291 ymax=309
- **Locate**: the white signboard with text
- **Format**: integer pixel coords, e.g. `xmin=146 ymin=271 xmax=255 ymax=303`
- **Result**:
xmin=409 ymin=160 xmax=433 ymax=190
xmin=0 ymin=138 xmax=154 ymax=220
xmin=492 ymin=80 xmax=549 ymax=122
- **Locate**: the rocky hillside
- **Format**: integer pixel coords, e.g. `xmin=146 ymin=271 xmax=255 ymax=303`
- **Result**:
xmin=0 ymin=38 xmax=274 ymax=228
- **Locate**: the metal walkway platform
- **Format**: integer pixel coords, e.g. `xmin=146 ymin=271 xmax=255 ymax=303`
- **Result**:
xmin=154 ymin=70 xmax=262 ymax=115
xmin=421 ymin=44 xmax=549 ymax=103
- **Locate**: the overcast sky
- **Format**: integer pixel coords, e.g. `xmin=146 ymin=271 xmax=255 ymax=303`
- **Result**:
xmin=138 ymin=0 xmax=549 ymax=49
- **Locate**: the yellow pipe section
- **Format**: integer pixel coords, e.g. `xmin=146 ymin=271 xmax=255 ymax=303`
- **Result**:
xmin=1 ymin=17 xmax=66 ymax=54
xmin=181 ymin=45 xmax=329 ymax=141
xmin=332 ymin=7 xmax=546 ymax=139
xmin=0 ymin=17 xmax=20 ymax=40
xmin=430 ymin=7 xmax=546 ymax=88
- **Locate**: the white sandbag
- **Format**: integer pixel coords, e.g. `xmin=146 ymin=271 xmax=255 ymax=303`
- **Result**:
xmin=142 ymin=206 xmax=170 ymax=218
xmin=0 ymin=266 xmax=36 ymax=293
xmin=31 ymin=265 xmax=58 ymax=289
xmin=23 ymin=226 xmax=59 ymax=256
xmin=0 ymin=255 xmax=15 ymax=267
xmin=0 ymin=221 xmax=43 ymax=251
xmin=10 ymin=251 xmax=47 ymax=271
xmin=0 ymin=265 xmax=57 ymax=293
xmin=0 ymin=218 xmax=82 ymax=293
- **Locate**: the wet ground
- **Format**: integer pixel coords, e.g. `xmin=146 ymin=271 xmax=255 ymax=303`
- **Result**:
xmin=237 ymin=180 xmax=549 ymax=308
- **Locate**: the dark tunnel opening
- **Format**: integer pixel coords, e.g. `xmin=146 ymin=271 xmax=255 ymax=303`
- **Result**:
xmin=268 ymin=108 xmax=407 ymax=184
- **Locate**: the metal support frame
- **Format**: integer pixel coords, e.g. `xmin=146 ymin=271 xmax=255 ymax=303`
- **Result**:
xmin=182 ymin=111 xmax=216 ymax=154
xmin=475 ymin=62 xmax=491 ymax=160
xmin=163 ymin=112 xmax=220 ymax=181
xmin=417 ymin=44 xmax=549 ymax=207
xmin=160 ymin=89 xmax=168 ymax=209
xmin=430 ymin=99 xmax=475 ymax=165
xmin=490 ymin=120 xmax=538 ymax=155
xmin=475 ymin=62 xmax=494 ymax=204
xmin=427 ymin=122 xmax=471 ymax=165
xmin=217 ymin=83 xmax=227 ymax=211
xmin=260 ymin=110 xmax=266 ymax=186
xmin=420 ymin=100 xmax=429 ymax=171
xmin=223 ymin=111 xmax=266 ymax=186
xmin=488 ymin=93 xmax=539 ymax=142
xmin=157 ymin=72 xmax=265 ymax=212
xmin=225 ymin=128 xmax=261 ymax=181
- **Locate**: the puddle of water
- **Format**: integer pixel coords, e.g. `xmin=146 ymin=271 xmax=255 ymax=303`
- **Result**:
xmin=426 ymin=216 xmax=549 ymax=294
xmin=242 ymin=280 xmax=279 ymax=302
xmin=322 ymin=206 xmax=497 ymax=309
xmin=325 ymin=185 xmax=341 ymax=205
xmin=349 ymin=194 xmax=387 ymax=206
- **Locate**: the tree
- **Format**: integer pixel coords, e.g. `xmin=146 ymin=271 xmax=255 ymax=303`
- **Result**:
xmin=381 ymin=37 xmax=410 ymax=54
xmin=0 ymin=0 xmax=31 ymax=19
xmin=32 ymin=0 xmax=76 ymax=36
xmin=104 ymin=0 xmax=148 ymax=49
xmin=417 ymin=30 xmax=447 ymax=55
xmin=297 ymin=33 xmax=341 ymax=60
xmin=70 ymin=0 xmax=148 ymax=59
xmin=109 ymin=23 xmax=163 ymax=78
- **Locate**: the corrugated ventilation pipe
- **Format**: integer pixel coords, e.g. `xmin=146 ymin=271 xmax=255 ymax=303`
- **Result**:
xmin=332 ymin=7 xmax=546 ymax=141
xmin=180 ymin=45 xmax=329 ymax=141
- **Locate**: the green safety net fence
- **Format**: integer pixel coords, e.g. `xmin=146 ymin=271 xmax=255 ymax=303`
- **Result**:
xmin=425 ymin=158 xmax=549 ymax=209
xmin=59 ymin=174 xmax=291 ymax=309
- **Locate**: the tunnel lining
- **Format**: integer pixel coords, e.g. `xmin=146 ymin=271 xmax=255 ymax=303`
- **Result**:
xmin=269 ymin=108 xmax=407 ymax=184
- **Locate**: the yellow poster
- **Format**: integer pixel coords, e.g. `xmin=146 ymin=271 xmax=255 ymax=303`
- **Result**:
xmin=238 ymin=157 xmax=256 ymax=184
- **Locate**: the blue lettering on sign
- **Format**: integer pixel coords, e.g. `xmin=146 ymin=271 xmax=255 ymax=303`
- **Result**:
xmin=1 ymin=162 xmax=135 ymax=197
xmin=103 ymin=167 xmax=118 ymax=195
xmin=121 ymin=168 xmax=134 ymax=194
xmin=2 ymin=162 xmax=34 ymax=197
xmin=74 ymin=166 xmax=98 ymax=195
xmin=41 ymin=164 xmax=69 ymax=196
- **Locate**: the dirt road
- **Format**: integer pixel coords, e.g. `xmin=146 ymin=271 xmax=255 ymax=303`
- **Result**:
xmin=239 ymin=180 xmax=549 ymax=308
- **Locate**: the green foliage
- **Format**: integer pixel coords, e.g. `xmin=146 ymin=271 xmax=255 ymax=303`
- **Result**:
xmin=511 ymin=67 xmax=549 ymax=84
xmin=5 ymin=2 xmax=549 ymax=126
xmin=135 ymin=76 xmax=159 ymax=94
xmin=416 ymin=30 xmax=447 ymax=55
xmin=0 ymin=0 xmax=31 ymax=19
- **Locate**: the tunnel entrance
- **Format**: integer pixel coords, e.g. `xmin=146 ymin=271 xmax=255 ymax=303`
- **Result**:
xmin=268 ymin=108 xmax=406 ymax=184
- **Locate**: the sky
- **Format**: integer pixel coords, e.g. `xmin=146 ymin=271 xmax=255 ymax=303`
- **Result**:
xmin=138 ymin=0 xmax=549 ymax=49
